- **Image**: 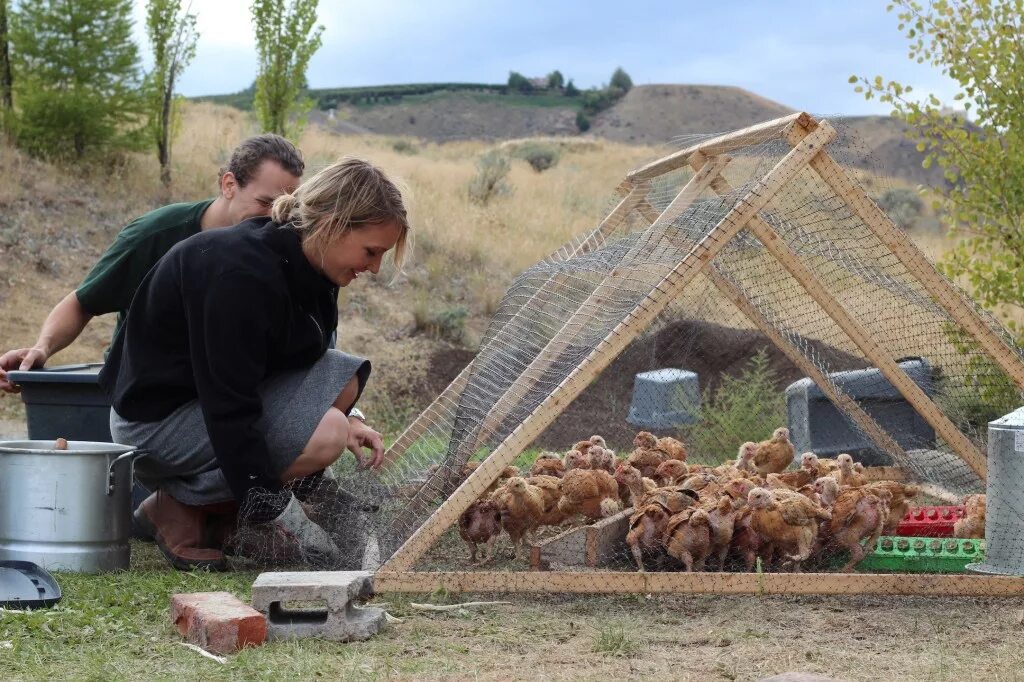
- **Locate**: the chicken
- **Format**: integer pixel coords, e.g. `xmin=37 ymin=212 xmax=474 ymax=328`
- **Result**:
xmin=664 ymin=508 xmax=713 ymax=571
xmin=724 ymin=478 xmax=758 ymax=506
xmin=54 ymin=437 xmax=69 ymax=450
xmin=655 ymin=436 xmax=688 ymax=462
xmin=557 ymin=468 xmax=620 ymax=521
xmin=654 ymin=459 xmax=689 ymax=487
xmin=627 ymin=436 xmax=668 ymax=479
xmin=588 ymin=435 xmax=607 ymax=449
xmin=460 ymin=461 xmax=520 ymax=496
xmin=525 ymin=475 xmax=567 ymax=526
xmin=864 ymin=481 xmax=918 ymax=534
xmin=563 ymin=449 xmax=592 ymax=472
xmin=613 ymin=463 xmax=649 ymax=506
xmin=646 ymin=486 xmax=701 ymax=514
xmin=735 ymin=442 xmax=758 ymax=473
xmin=766 ymin=468 xmax=815 ymax=491
xmin=458 ymin=499 xmax=502 ymax=565
xmin=681 ymin=472 xmax=724 ymax=500
xmin=829 ymin=454 xmax=867 ymax=487
xmin=731 ymin=506 xmax=771 ymax=571
xmin=800 ymin=452 xmax=838 ymax=478
xmin=752 ymin=427 xmax=796 ymax=475
xmin=822 ymin=487 xmax=890 ymax=571
xmin=529 ymin=452 xmax=566 ymax=478
xmin=812 ymin=476 xmax=840 ymax=507
xmin=953 ymin=494 xmax=986 ymax=539
xmin=491 ymin=477 xmax=546 ymax=559
xmin=571 ymin=440 xmax=594 ymax=455
xmin=702 ymin=495 xmax=738 ymax=571
xmin=626 ymin=500 xmax=673 ymax=571
xmin=747 ymin=487 xmax=831 ymax=571
xmin=588 ymin=447 xmax=617 ymax=474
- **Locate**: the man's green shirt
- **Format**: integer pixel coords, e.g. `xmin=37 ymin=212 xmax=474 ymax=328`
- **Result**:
xmin=76 ymin=199 xmax=214 ymax=349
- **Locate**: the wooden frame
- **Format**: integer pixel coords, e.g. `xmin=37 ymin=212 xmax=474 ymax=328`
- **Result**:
xmin=372 ymin=111 xmax=1024 ymax=594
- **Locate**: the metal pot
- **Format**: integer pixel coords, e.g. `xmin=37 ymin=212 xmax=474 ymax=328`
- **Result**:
xmin=0 ymin=440 xmax=143 ymax=572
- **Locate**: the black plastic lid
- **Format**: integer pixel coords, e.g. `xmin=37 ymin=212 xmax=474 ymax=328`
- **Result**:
xmin=6 ymin=362 xmax=104 ymax=384
xmin=0 ymin=561 xmax=62 ymax=609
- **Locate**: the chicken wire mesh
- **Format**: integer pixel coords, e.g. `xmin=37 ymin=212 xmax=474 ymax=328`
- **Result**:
xmin=234 ymin=113 xmax=1024 ymax=595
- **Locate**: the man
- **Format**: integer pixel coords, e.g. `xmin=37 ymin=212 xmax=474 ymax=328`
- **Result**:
xmin=0 ymin=133 xmax=305 ymax=391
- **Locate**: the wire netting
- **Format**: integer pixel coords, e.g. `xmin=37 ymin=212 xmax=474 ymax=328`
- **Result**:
xmin=235 ymin=115 xmax=1024 ymax=593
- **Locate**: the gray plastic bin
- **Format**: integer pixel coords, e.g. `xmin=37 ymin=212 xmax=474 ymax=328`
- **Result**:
xmin=6 ymin=363 xmax=112 ymax=442
xmin=785 ymin=357 xmax=936 ymax=466
xmin=627 ymin=368 xmax=700 ymax=430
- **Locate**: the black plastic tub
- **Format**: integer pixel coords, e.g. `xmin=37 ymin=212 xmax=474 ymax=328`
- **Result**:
xmin=6 ymin=362 xmax=112 ymax=442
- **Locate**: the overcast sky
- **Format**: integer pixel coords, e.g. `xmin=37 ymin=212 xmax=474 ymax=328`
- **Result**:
xmin=130 ymin=0 xmax=961 ymax=116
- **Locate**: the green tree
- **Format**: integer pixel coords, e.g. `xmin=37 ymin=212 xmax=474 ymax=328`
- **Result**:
xmin=564 ymin=78 xmax=579 ymax=97
xmin=10 ymin=0 xmax=145 ymax=160
xmin=852 ymin=0 xmax=1024 ymax=341
xmin=251 ymin=0 xmax=323 ymax=138
xmin=0 ymin=0 xmax=12 ymax=131
xmin=507 ymin=70 xmax=532 ymax=93
xmin=546 ymin=69 xmax=564 ymax=89
xmin=145 ymin=0 xmax=198 ymax=187
xmin=610 ymin=66 xmax=633 ymax=92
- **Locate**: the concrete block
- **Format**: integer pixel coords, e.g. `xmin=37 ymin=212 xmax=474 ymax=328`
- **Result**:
xmin=170 ymin=591 xmax=267 ymax=654
xmin=251 ymin=571 xmax=385 ymax=642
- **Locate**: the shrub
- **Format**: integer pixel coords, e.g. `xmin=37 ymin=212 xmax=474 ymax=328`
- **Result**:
xmin=564 ymin=79 xmax=580 ymax=97
xmin=467 ymin=150 xmax=511 ymax=205
xmin=875 ymin=187 xmax=923 ymax=230
xmin=411 ymin=300 xmax=469 ymax=344
xmin=507 ymin=71 xmax=532 ymax=93
xmin=546 ymin=70 xmax=564 ymax=89
xmin=681 ymin=350 xmax=785 ymax=462
xmin=512 ymin=142 xmax=560 ymax=172
xmin=575 ymin=111 xmax=591 ymax=132
xmin=610 ymin=67 xmax=633 ymax=92
xmin=392 ymin=139 xmax=417 ymax=155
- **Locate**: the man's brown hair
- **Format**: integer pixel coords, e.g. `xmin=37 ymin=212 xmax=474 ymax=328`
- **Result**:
xmin=220 ymin=134 xmax=305 ymax=187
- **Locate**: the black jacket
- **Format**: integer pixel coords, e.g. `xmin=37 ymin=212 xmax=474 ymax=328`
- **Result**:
xmin=99 ymin=218 xmax=343 ymax=498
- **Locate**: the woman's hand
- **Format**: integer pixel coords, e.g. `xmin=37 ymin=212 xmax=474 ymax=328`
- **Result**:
xmin=347 ymin=417 xmax=384 ymax=469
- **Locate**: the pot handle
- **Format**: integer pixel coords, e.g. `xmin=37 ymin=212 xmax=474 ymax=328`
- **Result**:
xmin=106 ymin=449 xmax=147 ymax=496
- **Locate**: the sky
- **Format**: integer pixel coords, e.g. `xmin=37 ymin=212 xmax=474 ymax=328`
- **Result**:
xmin=130 ymin=0 xmax=963 ymax=117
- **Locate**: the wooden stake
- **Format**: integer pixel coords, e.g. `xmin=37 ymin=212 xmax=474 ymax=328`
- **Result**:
xmin=380 ymin=122 xmax=839 ymax=573
xmin=373 ymin=570 xmax=1024 ymax=596
xmin=628 ymin=112 xmax=814 ymax=182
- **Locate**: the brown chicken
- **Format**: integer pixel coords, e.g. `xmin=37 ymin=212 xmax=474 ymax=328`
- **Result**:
xmin=557 ymin=468 xmax=620 ymax=521
xmin=702 ymin=495 xmax=738 ymax=571
xmin=953 ymin=494 xmax=986 ymax=539
xmin=655 ymin=436 xmax=688 ymax=462
xmin=491 ymin=477 xmax=546 ymax=558
xmin=563 ymin=449 xmax=592 ymax=472
xmin=864 ymin=481 xmax=918 ymax=534
xmin=800 ymin=452 xmax=838 ymax=478
xmin=614 ymin=463 xmax=648 ymax=506
xmin=812 ymin=476 xmax=841 ymax=507
xmin=589 ymin=447 xmax=617 ymax=474
xmin=525 ymin=475 xmax=567 ymax=526
xmin=753 ymin=427 xmax=796 ymax=475
xmin=589 ymin=435 xmax=608 ymax=449
xmin=829 ymin=454 xmax=867 ymax=488
xmin=735 ymin=442 xmax=758 ymax=473
xmin=458 ymin=499 xmax=502 ymax=565
xmin=681 ymin=472 xmax=724 ymax=500
xmin=823 ymin=487 xmax=891 ymax=571
xmin=627 ymin=436 xmax=668 ymax=479
xmin=626 ymin=500 xmax=673 ymax=571
xmin=731 ymin=506 xmax=771 ymax=571
xmin=664 ymin=508 xmax=713 ymax=571
xmin=766 ymin=468 xmax=815 ymax=491
xmin=654 ymin=459 xmax=689 ymax=486
xmin=530 ymin=453 xmax=566 ymax=478
xmin=747 ymin=487 xmax=831 ymax=571
xmin=724 ymin=478 xmax=758 ymax=506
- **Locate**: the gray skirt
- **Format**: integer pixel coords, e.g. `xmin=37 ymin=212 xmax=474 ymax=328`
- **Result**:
xmin=110 ymin=350 xmax=370 ymax=505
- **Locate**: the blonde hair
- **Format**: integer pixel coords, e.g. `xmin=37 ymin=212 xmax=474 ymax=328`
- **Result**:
xmin=271 ymin=157 xmax=410 ymax=269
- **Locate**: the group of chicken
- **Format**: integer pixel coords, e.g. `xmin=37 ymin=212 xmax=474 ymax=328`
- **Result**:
xmin=458 ymin=426 xmax=946 ymax=573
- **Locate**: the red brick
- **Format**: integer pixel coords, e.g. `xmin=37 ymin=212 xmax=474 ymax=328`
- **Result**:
xmin=170 ymin=591 xmax=267 ymax=654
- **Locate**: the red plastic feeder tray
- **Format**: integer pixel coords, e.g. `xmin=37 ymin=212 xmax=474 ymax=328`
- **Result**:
xmin=895 ymin=505 xmax=965 ymax=538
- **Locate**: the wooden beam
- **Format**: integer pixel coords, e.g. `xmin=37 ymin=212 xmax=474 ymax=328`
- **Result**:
xmin=742 ymin=204 xmax=988 ymax=481
xmin=379 ymin=122 xmax=839 ymax=573
xmin=627 ymin=112 xmax=814 ymax=182
xmin=379 ymin=181 xmax=650 ymax=471
xmin=808 ymin=151 xmax=1024 ymax=393
xmin=373 ymin=570 xmax=1024 ymax=596
xmin=466 ymin=154 xmax=730 ymax=455
xmin=635 ymin=195 xmax=912 ymax=468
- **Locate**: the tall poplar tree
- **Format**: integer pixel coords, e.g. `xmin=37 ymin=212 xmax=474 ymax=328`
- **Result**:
xmin=145 ymin=0 xmax=198 ymax=186
xmin=251 ymin=0 xmax=323 ymax=138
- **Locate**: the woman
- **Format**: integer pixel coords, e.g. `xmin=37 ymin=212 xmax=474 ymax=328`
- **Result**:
xmin=99 ymin=157 xmax=410 ymax=571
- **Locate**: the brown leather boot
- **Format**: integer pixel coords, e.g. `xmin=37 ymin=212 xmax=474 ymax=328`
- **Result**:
xmin=134 ymin=490 xmax=228 ymax=571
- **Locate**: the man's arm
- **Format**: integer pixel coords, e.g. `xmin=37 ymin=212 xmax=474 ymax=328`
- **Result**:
xmin=0 ymin=291 xmax=94 ymax=393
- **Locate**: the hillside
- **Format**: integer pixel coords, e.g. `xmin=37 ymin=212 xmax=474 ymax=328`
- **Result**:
xmin=300 ymin=84 xmax=944 ymax=187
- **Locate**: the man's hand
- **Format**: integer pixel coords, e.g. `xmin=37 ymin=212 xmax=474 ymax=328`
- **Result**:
xmin=0 ymin=347 xmax=48 ymax=394
xmin=346 ymin=417 xmax=384 ymax=469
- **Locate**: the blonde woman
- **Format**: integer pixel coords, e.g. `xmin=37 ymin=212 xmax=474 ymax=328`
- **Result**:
xmin=100 ymin=158 xmax=410 ymax=571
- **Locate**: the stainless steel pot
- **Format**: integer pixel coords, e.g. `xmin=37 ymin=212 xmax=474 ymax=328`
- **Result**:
xmin=0 ymin=440 xmax=143 ymax=572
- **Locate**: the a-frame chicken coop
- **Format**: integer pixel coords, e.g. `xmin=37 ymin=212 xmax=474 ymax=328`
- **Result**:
xmin=368 ymin=112 xmax=1024 ymax=596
